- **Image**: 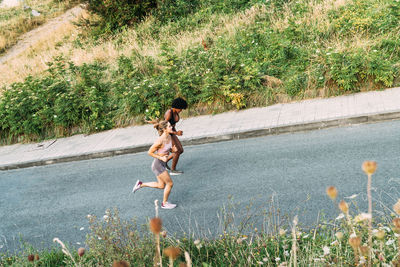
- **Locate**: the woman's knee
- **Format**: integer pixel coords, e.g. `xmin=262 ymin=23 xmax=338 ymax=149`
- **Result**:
xmin=177 ymin=147 xmax=184 ymax=154
xmin=166 ymin=181 xmax=173 ymax=187
xmin=157 ymin=183 xmax=165 ymax=189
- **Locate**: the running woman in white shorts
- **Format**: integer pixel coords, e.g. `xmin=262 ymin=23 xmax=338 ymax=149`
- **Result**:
xmin=132 ymin=120 xmax=178 ymax=209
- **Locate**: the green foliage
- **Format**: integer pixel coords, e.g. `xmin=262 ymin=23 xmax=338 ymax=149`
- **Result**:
xmin=0 ymin=57 xmax=113 ymax=143
xmin=86 ymin=0 xmax=157 ymax=34
xmin=327 ymin=49 xmax=394 ymax=92
xmin=328 ymin=0 xmax=400 ymax=35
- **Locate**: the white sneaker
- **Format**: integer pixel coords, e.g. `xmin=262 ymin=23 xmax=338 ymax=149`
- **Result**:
xmin=132 ymin=180 xmax=142 ymax=193
xmin=169 ymin=170 xmax=183 ymax=175
xmin=161 ymin=202 xmax=177 ymax=209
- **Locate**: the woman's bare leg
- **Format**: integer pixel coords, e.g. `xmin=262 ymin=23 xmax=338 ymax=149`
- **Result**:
xmin=170 ymin=135 xmax=183 ymax=170
xmin=157 ymin=171 xmax=173 ymax=204
xmin=141 ymin=175 xmax=165 ymax=189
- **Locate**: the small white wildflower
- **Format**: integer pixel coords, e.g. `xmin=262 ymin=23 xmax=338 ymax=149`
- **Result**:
xmin=323 ymin=246 xmax=330 ymax=256
xmin=76 ymin=242 xmax=81 ymax=245
xmin=80 ymin=227 xmax=84 ymax=231
xmin=103 ymin=215 xmax=109 ymax=220
xmin=98 ymin=237 xmax=102 ymax=240
xmin=224 ymin=252 xmax=228 ymax=257
xmin=386 ymin=239 xmax=395 ymax=245
xmin=359 ymin=256 xmax=366 ymax=264
xmin=383 ymin=226 xmax=391 ymax=232
xmin=145 ymin=109 xmax=149 ymax=112
xmin=53 ymin=115 xmax=57 ymax=118
xmin=354 ymin=213 xmax=371 ymax=222
xmin=336 ymin=213 xmax=345 ymax=220
xmin=373 ymin=50 xmax=378 ymax=52
xmin=240 ymin=64 xmax=245 ymax=67
xmin=194 ymin=239 xmax=200 ymax=245
xmin=346 ymin=194 xmax=358 ymax=199
xmin=263 ymin=257 xmax=268 ymax=262
xmin=258 ymin=262 xmax=263 ymax=265
xmin=284 ymin=250 xmax=289 ymax=257
xmin=319 ymin=76 xmax=324 ymax=80
xmin=275 ymin=257 xmax=281 ymax=262
xmin=326 ymin=52 xmax=331 ymax=55
xmin=331 ymin=240 xmax=339 ymax=246
xmin=279 ymin=228 xmax=287 ymax=236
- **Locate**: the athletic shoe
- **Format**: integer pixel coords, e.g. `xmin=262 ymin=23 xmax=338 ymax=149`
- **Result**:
xmin=161 ymin=202 xmax=177 ymax=209
xmin=170 ymin=170 xmax=183 ymax=175
xmin=132 ymin=180 xmax=142 ymax=193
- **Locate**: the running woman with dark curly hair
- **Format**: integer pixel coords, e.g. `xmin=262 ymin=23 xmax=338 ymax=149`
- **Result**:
xmin=164 ymin=97 xmax=188 ymax=175
xmin=132 ymin=120 xmax=178 ymax=209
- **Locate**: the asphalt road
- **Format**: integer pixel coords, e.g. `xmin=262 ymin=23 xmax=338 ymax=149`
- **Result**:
xmin=1 ymin=120 xmax=400 ymax=252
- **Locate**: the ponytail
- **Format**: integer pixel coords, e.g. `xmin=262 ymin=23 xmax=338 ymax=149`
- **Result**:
xmin=148 ymin=119 xmax=169 ymax=136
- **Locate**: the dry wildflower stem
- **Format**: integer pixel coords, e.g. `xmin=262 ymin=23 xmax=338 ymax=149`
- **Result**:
xmin=349 ymin=236 xmax=361 ymax=265
xmin=164 ymin=247 xmax=181 ymax=267
xmin=339 ymin=200 xmax=356 ymax=234
xmin=367 ymin=172 xmax=373 ymax=267
xmin=363 ymin=160 xmax=377 ymax=267
xmin=290 ymin=215 xmax=298 ymax=267
xmin=184 ymin=251 xmax=192 ymax=267
xmin=152 ymin=200 xmax=162 ymax=267
xmin=394 ymin=199 xmax=400 ymax=215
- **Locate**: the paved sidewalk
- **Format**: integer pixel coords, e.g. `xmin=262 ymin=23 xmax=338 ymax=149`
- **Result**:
xmin=1 ymin=87 xmax=400 ymax=170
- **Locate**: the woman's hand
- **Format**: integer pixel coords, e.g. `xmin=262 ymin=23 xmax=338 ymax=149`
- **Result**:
xmin=176 ymin=130 xmax=183 ymax=136
xmin=159 ymin=155 xmax=168 ymax=162
xmin=171 ymin=145 xmax=178 ymax=153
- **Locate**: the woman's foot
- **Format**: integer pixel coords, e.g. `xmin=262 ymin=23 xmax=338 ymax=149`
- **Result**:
xmin=132 ymin=180 xmax=142 ymax=193
xmin=161 ymin=202 xmax=177 ymax=209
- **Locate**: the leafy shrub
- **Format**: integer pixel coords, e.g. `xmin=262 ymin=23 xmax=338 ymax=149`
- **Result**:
xmin=285 ymin=73 xmax=308 ymax=96
xmin=86 ymin=0 xmax=157 ymax=34
xmin=0 ymin=58 xmax=113 ymax=143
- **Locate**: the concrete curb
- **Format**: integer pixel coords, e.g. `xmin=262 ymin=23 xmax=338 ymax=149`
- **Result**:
xmin=1 ymin=111 xmax=400 ymax=171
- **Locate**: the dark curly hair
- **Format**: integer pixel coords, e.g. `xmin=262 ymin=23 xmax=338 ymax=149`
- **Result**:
xmin=172 ymin=97 xmax=188 ymax=109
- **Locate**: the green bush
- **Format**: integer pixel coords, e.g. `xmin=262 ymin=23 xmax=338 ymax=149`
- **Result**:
xmin=86 ymin=0 xmax=157 ymax=34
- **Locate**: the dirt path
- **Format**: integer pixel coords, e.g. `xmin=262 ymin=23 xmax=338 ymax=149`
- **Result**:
xmin=0 ymin=5 xmax=84 ymax=65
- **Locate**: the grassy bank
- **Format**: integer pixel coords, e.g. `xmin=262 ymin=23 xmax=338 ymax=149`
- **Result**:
xmin=1 ymin=0 xmax=400 ymax=144
xmin=0 ymin=0 xmax=80 ymax=55
xmin=1 ymin=161 xmax=400 ymax=266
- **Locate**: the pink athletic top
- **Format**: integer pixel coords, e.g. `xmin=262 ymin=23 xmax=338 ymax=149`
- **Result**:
xmin=157 ymin=140 xmax=172 ymax=155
